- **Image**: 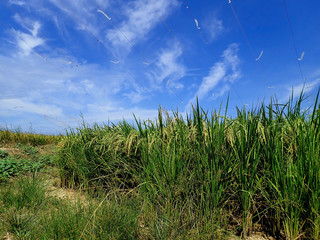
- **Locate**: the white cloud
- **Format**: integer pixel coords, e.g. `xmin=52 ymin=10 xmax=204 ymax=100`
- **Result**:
xmin=18 ymin=0 xmax=109 ymax=39
xmin=283 ymin=78 xmax=320 ymax=101
xmin=12 ymin=20 xmax=44 ymax=56
xmin=203 ymin=16 xmax=224 ymax=42
xmin=52 ymin=16 xmax=67 ymax=38
xmin=85 ymin=104 xmax=159 ymax=123
xmin=124 ymin=90 xmax=145 ymax=103
xmin=211 ymin=84 xmax=231 ymax=99
xmin=106 ymin=0 xmax=179 ymax=50
xmin=67 ymin=84 xmax=86 ymax=95
xmin=195 ymin=62 xmax=226 ymax=98
xmin=48 ymin=0 xmax=101 ymax=20
xmin=9 ymin=0 xmax=109 ymax=39
xmin=13 ymin=14 xmax=41 ymax=36
xmin=0 ymin=98 xmax=62 ymax=117
xmin=0 ymin=48 xmax=152 ymax=132
xmin=49 ymin=0 xmax=98 ymax=34
xmin=189 ymin=43 xmax=240 ymax=105
xmin=15 ymin=32 xmax=44 ymax=56
xmin=95 ymin=0 xmax=110 ymax=9
xmin=123 ymin=83 xmax=149 ymax=104
xmin=8 ymin=0 xmax=25 ymax=6
xmin=147 ymin=43 xmax=186 ymax=91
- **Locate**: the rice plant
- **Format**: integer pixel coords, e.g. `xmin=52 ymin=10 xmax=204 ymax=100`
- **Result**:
xmin=56 ymin=90 xmax=320 ymax=239
xmin=0 ymin=127 xmax=61 ymax=146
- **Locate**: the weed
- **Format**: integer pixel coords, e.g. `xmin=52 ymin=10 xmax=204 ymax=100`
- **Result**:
xmin=0 ymin=156 xmax=48 ymax=182
xmin=15 ymin=143 xmax=39 ymax=155
xmin=0 ymin=157 xmax=21 ymax=181
xmin=0 ymin=177 xmax=47 ymax=210
xmin=0 ymin=150 xmax=9 ymax=159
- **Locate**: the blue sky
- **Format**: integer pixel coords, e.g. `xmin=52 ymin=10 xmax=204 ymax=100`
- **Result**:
xmin=0 ymin=0 xmax=320 ymax=134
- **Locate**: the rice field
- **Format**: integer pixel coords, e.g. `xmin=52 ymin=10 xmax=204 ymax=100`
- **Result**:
xmin=54 ymin=91 xmax=320 ymax=239
xmin=0 ymin=127 xmax=62 ymax=146
xmin=1 ymin=91 xmax=319 ymax=239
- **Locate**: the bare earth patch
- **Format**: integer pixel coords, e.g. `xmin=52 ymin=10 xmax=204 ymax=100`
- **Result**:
xmin=228 ymin=232 xmax=276 ymax=240
xmin=45 ymin=175 xmax=89 ymax=205
xmin=245 ymin=233 xmax=275 ymax=240
xmin=2 ymin=232 xmax=13 ymax=240
xmin=0 ymin=146 xmax=20 ymax=156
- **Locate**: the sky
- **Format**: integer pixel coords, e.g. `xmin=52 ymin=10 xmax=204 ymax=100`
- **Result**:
xmin=0 ymin=0 xmax=320 ymax=134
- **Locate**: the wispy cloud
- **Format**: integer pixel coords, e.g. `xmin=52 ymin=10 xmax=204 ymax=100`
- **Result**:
xmin=189 ymin=43 xmax=240 ymax=104
xmin=0 ymin=98 xmax=62 ymax=117
xmin=19 ymin=0 xmax=108 ymax=39
xmin=0 ymin=48 xmax=154 ymax=132
xmin=94 ymin=0 xmax=110 ymax=9
xmin=8 ymin=0 xmax=26 ymax=6
xmin=48 ymin=0 xmax=102 ymax=20
xmin=203 ymin=16 xmax=225 ymax=42
xmin=12 ymin=20 xmax=44 ymax=56
xmin=48 ymin=0 xmax=100 ymax=34
xmin=85 ymin=105 xmax=158 ymax=123
xmin=282 ymin=78 xmax=320 ymax=101
xmin=123 ymin=80 xmax=148 ymax=104
xmin=106 ymin=0 xmax=179 ymax=50
xmin=123 ymin=90 xmax=146 ymax=103
xmin=147 ymin=43 xmax=186 ymax=91
xmin=13 ymin=14 xmax=38 ymax=34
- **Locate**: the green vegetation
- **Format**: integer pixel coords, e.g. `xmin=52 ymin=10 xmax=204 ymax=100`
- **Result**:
xmin=0 ymin=143 xmax=55 ymax=182
xmin=0 ymin=141 xmax=140 ymax=239
xmin=57 ymin=91 xmax=320 ymax=239
xmin=1 ymin=91 xmax=320 ymax=239
xmin=15 ymin=143 xmax=39 ymax=155
xmin=0 ymin=127 xmax=62 ymax=146
xmin=0 ymin=175 xmax=140 ymax=239
xmin=0 ymin=154 xmax=53 ymax=182
xmin=0 ymin=149 xmax=9 ymax=159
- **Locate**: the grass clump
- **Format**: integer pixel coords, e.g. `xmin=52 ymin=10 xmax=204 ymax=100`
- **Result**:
xmin=0 ymin=176 xmax=47 ymax=210
xmin=0 ymin=174 xmax=140 ymax=239
xmin=0 ymin=176 xmax=47 ymax=238
xmin=56 ymin=90 xmax=320 ymax=239
xmin=36 ymin=197 xmax=140 ymax=240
